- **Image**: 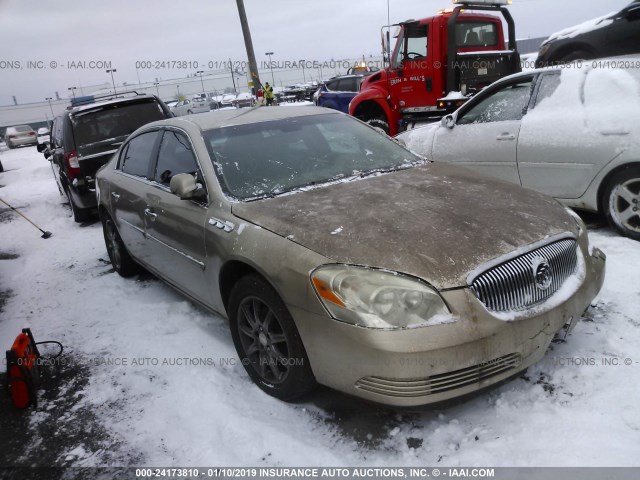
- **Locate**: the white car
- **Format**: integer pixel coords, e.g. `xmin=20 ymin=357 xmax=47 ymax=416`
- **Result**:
xmin=170 ymin=98 xmax=209 ymax=116
xmin=37 ymin=127 xmax=50 ymax=145
xmin=398 ymin=57 xmax=640 ymax=241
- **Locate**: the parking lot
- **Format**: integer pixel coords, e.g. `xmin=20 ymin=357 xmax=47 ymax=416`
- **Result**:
xmin=1 ymin=144 xmax=639 ymax=469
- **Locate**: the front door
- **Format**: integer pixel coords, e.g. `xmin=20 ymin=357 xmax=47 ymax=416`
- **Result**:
xmin=143 ymin=129 xmax=210 ymax=304
xmin=432 ymin=76 xmax=534 ymax=184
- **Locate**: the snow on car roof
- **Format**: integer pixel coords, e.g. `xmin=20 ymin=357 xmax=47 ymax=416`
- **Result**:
xmin=544 ymin=10 xmax=616 ymax=43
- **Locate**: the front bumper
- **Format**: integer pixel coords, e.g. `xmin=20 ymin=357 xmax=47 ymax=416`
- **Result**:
xmin=291 ymin=247 xmax=605 ymax=407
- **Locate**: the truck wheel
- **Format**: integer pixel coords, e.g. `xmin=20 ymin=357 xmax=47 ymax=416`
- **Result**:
xmin=367 ymin=118 xmax=390 ymax=135
xmin=561 ymin=50 xmax=592 ymax=62
xmin=603 ymin=167 xmax=640 ymax=241
xmin=228 ymin=274 xmax=316 ymax=401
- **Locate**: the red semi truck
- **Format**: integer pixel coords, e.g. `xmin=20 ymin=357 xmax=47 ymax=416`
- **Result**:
xmin=349 ymin=0 xmax=521 ymax=136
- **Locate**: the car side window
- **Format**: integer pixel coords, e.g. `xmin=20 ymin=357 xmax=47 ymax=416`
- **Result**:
xmin=337 ymin=78 xmax=357 ymax=92
xmin=532 ymin=73 xmax=561 ymax=108
xmin=325 ymin=80 xmax=338 ymax=91
xmin=120 ymin=131 xmax=159 ymax=178
xmin=53 ymin=119 xmax=63 ymax=147
xmin=457 ymin=79 xmax=533 ymax=125
xmin=154 ymin=130 xmax=201 ymax=186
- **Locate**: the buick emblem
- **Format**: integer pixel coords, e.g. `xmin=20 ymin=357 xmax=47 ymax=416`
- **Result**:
xmin=532 ymin=257 xmax=552 ymax=290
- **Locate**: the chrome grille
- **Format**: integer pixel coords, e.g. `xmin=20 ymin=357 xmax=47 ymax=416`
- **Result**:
xmin=355 ymin=353 xmax=521 ymax=398
xmin=470 ymin=238 xmax=578 ymax=312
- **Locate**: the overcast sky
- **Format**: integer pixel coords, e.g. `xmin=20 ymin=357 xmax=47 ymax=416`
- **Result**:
xmin=0 ymin=0 xmax=631 ymax=104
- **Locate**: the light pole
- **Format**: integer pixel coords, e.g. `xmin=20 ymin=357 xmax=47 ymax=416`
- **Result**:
xmin=153 ymin=82 xmax=160 ymax=97
xmin=265 ymin=52 xmax=275 ymax=86
xmin=67 ymin=87 xmax=77 ymax=98
xmin=45 ymin=97 xmax=55 ymax=117
xmin=196 ymin=71 xmax=205 ymax=93
xmin=106 ymin=69 xmax=117 ymax=94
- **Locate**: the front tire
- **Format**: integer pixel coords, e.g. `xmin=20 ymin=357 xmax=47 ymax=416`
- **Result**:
xmin=228 ymin=274 xmax=316 ymax=401
xmin=560 ymin=50 xmax=592 ymax=62
xmin=603 ymin=167 xmax=640 ymax=241
xmin=102 ymin=213 xmax=140 ymax=277
xmin=367 ymin=117 xmax=390 ymax=136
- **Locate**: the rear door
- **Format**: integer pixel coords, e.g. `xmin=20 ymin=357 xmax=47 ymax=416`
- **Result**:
xmin=111 ymin=130 xmax=162 ymax=263
xmin=143 ymin=128 xmax=210 ymax=304
xmin=432 ymin=76 xmax=534 ymax=184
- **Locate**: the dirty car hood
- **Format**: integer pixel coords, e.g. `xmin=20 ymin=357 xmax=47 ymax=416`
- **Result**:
xmin=231 ymin=163 xmax=577 ymax=289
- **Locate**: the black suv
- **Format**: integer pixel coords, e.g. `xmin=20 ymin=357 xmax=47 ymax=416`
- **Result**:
xmin=536 ymin=1 xmax=640 ymax=66
xmin=44 ymin=93 xmax=172 ymax=222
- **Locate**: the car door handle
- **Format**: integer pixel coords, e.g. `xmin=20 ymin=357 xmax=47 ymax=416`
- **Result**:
xmin=144 ymin=208 xmax=158 ymax=221
xmin=111 ymin=192 xmax=120 ymax=200
xmin=496 ymin=133 xmax=516 ymax=141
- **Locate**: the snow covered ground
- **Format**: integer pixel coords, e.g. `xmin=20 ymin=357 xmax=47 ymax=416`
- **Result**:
xmin=1 ymin=144 xmax=639 ymax=468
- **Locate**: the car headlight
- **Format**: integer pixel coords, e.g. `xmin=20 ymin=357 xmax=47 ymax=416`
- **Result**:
xmin=310 ymin=265 xmax=450 ymax=329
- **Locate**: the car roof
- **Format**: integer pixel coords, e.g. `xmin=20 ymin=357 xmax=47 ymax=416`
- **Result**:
xmin=68 ymin=94 xmax=159 ymax=115
xmin=146 ymin=106 xmax=341 ymax=131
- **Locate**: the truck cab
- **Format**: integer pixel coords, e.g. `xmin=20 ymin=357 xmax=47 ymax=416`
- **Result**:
xmin=349 ymin=0 xmax=520 ymax=136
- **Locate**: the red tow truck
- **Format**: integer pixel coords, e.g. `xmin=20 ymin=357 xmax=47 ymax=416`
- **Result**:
xmin=349 ymin=0 xmax=521 ymax=135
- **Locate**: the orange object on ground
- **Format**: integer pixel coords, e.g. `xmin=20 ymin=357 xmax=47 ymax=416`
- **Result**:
xmin=6 ymin=328 xmax=41 ymax=409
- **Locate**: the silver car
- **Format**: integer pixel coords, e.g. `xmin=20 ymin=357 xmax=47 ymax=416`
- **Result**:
xmin=4 ymin=125 xmax=37 ymax=148
xmin=398 ymin=57 xmax=640 ymax=241
xmin=170 ymin=98 xmax=209 ymax=116
xmin=96 ymin=107 xmax=605 ymax=406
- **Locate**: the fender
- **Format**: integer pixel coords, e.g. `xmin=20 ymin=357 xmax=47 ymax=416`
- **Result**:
xmin=349 ymin=85 xmax=400 ymax=135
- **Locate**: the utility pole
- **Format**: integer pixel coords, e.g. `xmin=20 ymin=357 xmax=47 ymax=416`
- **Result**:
xmin=229 ymin=58 xmax=237 ymax=94
xmin=235 ymin=0 xmax=261 ymax=96
xmin=45 ymin=97 xmax=54 ymax=118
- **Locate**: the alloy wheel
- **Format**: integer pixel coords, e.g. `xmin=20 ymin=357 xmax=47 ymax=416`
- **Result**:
xmin=237 ymin=297 xmax=290 ymax=384
xmin=609 ymin=177 xmax=640 ymax=235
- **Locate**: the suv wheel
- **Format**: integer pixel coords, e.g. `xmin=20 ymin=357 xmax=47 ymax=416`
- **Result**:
xmin=228 ymin=274 xmax=316 ymax=401
xmin=102 ymin=213 xmax=140 ymax=277
xmin=604 ymin=168 xmax=640 ymax=241
xmin=65 ymin=190 xmax=90 ymax=223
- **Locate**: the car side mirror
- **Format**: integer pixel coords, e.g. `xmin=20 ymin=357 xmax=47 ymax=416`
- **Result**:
xmin=170 ymin=173 xmax=205 ymax=200
xmin=441 ymin=114 xmax=456 ymax=129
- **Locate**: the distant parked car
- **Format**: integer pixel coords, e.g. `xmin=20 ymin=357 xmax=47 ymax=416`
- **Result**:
xmin=397 ymin=58 xmax=640 ymax=240
xmin=37 ymin=127 xmax=50 ymax=145
xmin=536 ymin=1 xmax=640 ymax=66
xmin=171 ymin=98 xmax=209 ymax=116
xmin=44 ymin=93 xmax=172 ymax=222
xmin=96 ymin=106 xmax=605 ymax=406
xmin=315 ymin=73 xmax=374 ymax=113
xmin=4 ymin=125 xmax=37 ymax=149
xmin=232 ymin=92 xmax=255 ymax=108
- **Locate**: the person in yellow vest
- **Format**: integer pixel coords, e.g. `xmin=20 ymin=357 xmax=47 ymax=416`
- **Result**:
xmin=264 ymin=82 xmax=274 ymax=106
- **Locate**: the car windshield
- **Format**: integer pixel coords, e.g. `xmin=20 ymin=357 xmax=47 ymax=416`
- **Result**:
xmin=204 ymin=114 xmax=424 ymax=200
xmin=14 ymin=125 xmax=32 ymax=132
xmin=71 ymin=100 xmax=167 ymax=145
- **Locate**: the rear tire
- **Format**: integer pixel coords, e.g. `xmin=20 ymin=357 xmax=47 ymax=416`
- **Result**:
xmin=603 ymin=167 xmax=640 ymax=241
xmin=66 ymin=190 xmax=90 ymax=223
xmin=101 ymin=213 xmax=140 ymax=277
xmin=228 ymin=274 xmax=316 ymax=401
xmin=367 ymin=117 xmax=390 ymax=135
